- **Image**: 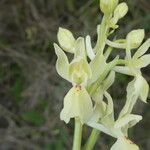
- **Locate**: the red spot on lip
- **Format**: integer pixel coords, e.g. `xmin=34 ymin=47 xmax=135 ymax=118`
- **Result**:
xmin=75 ymin=85 xmax=82 ymax=91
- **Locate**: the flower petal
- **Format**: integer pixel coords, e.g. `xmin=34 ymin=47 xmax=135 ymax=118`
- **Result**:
xmin=89 ymin=100 xmax=106 ymax=123
xmin=103 ymin=71 xmax=115 ymax=90
xmin=135 ymin=54 xmax=150 ymax=68
xmin=113 ymin=66 xmax=133 ymax=76
xmin=101 ymin=92 xmax=114 ymax=127
xmin=119 ymin=75 xmax=146 ymax=118
xmin=57 ymin=27 xmax=75 ymax=53
xmin=74 ymin=37 xmax=86 ymax=60
xmin=54 ymin=43 xmax=70 ymax=81
xmin=86 ymin=35 xmax=95 ymax=60
xmin=60 ymin=86 xmax=93 ymax=124
xmin=111 ymin=137 xmax=140 ymax=150
xmin=133 ymin=38 xmax=150 ymax=58
xmin=119 ymin=78 xmax=139 ymax=118
xmin=87 ymin=121 xmax=115 ymax=138
xmin=139 ymin=77 xmax=149 ymax=103
xmin=114 ymin=114 xmax=142 ymax=129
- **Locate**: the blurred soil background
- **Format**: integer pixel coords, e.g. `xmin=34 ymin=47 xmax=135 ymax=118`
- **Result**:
xmin=0 ymin=0 xmax=150 ymax=149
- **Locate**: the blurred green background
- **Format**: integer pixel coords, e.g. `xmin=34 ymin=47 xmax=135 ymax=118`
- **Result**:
xmin=0 ymin=0 xmax=149 ymax=149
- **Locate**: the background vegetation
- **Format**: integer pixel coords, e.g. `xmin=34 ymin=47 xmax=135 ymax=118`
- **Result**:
xmin=0 ymin=0 xmax=149 ymax=149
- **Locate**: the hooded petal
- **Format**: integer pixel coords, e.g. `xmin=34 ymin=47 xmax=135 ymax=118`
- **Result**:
xmin=126 ymin=29 xmax=145 ymax=49
xmin=57 ymin=27 xmax=75 ymax=53
xmin=60 ymin=86 xmax=93 ymax=124
xmin=69 ymin=57 xmax=92 ymax=85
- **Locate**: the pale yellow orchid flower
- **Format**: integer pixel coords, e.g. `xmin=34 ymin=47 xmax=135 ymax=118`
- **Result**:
xmin=54 ymin=32 xmax=94 ymax=124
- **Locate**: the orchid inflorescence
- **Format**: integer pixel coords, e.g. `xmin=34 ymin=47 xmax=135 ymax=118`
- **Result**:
xmin=54 ymin=0 xmax=150 ymax=149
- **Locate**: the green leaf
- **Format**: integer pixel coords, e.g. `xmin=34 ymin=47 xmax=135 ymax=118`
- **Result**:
xmin=21 ymin=111 xmax=45 ymax=125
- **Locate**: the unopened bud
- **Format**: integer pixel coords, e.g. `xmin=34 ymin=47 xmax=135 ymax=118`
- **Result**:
xmin=114 ymin=2 xmax=128 ymax=19
xmin=100 ymin=0 xmax=119 ymax=14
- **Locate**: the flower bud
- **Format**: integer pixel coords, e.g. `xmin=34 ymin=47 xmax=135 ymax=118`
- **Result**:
xmin=127 ymin=29 xmax=145 ymax=48
xmin=100 ymin=0 xmax=119 ymax=14
xmin=114 ymin=2 xmax=128 ymax=19
xmin=57 ymin=27 xmax=75 ymax=53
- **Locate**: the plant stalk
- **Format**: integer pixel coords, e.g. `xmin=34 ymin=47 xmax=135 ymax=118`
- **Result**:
xmin=73 ymin=118 xmax=83 ymax=150
xmin=82 ymin=129 xmax=100 ymax=150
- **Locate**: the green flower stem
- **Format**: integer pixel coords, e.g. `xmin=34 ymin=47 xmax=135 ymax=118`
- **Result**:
xmin=94 ymin=15 xmax=109 ymax=54
xmin=104 ymin=46 xmax=113 ymax=59
xmin=73 ymin=118 xmax=83 ymax=150
xmin=117 ymin=59 xmax=127 ymax=65
xmin=82 ymin=129 xmax=100 ymax=150
xmin=82 ymin=14 xmax=111 ymax=150
xmin=88 ymin=59 xmax=117 ymax=95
